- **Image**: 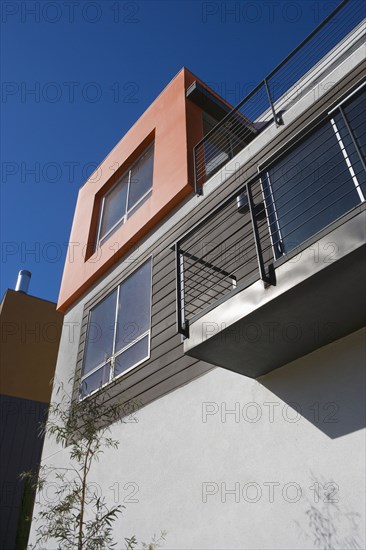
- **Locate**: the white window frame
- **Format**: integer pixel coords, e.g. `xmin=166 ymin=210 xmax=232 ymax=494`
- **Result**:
xmin=96 ymin=142 xmax=154 ymax=247
xmin=80 ymin=257 xmax=153 ymax=399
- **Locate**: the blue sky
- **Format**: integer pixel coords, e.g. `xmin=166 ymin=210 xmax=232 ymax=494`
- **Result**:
xmin=1 ymin=0 xmax=339 ymax=303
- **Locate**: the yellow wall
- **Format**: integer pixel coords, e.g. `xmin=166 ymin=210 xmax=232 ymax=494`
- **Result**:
xmin=0 ymin=290 xmax=63 ymax=403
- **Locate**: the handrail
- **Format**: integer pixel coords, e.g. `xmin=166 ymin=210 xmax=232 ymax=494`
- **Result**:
xmin=193 ymin=0 xmax=365 ymax=194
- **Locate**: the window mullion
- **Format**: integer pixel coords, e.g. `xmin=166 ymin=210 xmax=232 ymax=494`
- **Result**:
xmin=126 ymin=169 xmax=132 ymax=218
xmin=99 ymin=214 xmax=126 ymax=245
xmin=113 ymin=329 xmax=151 ymax=358
xmin=110 ymin=285 xmax=120 ymax=381
xmin=127 ymin=188 xmax=152 ymax=216
xmin=81 ymin=359 xmax=110 ymax=381
xmin=96 ymin=196 xmax=106 ymax=247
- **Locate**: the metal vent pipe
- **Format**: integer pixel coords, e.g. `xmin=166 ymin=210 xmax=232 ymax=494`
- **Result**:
xmin=15 ymin=270 xmax=31 ymax=294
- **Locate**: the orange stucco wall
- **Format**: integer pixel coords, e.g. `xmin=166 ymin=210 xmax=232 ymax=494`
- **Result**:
xmin=58 ymin=68 xmax=225 ymax=312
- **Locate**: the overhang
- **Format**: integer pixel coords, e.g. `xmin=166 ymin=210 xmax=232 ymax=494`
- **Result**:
xmin=184 ymin=208 xmax=366 ymax=377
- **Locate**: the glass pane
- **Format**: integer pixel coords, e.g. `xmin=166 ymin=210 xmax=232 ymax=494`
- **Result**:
xmin=115 ymin=260 xmax=152 ymax=353
xmin=127 ymin=144 xmax=154 ymax=212
xmin=114 ymin=335 xmax=149 ymax=377
xmin=81 ymin=363 xmax=110 ymax=399
xmin=83 ymin=290 xmax=117 ymax=375
xmin=267 ymin=119 xmax=360 ymax=254
xmin=99 ymin=174 xmax=128 ymax=241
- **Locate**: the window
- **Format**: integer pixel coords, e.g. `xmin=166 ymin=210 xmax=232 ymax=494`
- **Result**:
xmin=80 ymin=259 xmax=152 ymax=399
xmin=96 ymin=142 xmax=154 ymax=246
xmin=261 ymin=85 xmax=366 ymax=258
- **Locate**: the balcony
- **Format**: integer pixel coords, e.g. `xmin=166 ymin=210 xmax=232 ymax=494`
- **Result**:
xmin=193 ymin=0 xmax=365 ymax=193
xmin=175 ymin=82 xmax=366 ymax=377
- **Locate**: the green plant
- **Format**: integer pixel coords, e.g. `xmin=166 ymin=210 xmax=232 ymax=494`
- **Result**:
xmin=25 ymin=388 xmax=166 ymax=550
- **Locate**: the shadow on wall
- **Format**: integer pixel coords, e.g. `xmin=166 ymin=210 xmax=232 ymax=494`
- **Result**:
xmin=257 ymin=328 xmax=366 ymax=439
xmin=295 ymin=474 xmax=363 ymax=550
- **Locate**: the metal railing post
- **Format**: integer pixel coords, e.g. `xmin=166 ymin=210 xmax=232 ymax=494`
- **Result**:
xmin=175 ymin=242 xmax=189 ymax=337
xmin=193 ymin=147 xmax=203 ymax=196
xmin=264 ymin=78 xmax=283 ymax=126
xmin=246 ymin=182 xmax=275 ymax=286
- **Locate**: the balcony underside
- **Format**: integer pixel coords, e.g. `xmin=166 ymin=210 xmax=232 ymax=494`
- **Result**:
xmin=184 ymin=210 xmax=366 ymax=378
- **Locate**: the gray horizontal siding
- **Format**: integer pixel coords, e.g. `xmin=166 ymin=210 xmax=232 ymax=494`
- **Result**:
xmin=71 ymin=62 xmax=365 ymax=411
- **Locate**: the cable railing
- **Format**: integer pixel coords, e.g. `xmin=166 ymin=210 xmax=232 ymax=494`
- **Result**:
xmin=175 ymin=175 xmax=276 ymax=336
xmin=177 ymin=82 xmax=366 ymax=337
xmin=193 ymin=0 xmax=366 ymax=193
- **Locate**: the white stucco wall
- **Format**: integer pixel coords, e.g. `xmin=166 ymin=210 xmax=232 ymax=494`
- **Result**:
xmin=29 ymin=326 xmax=365 ymax=549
